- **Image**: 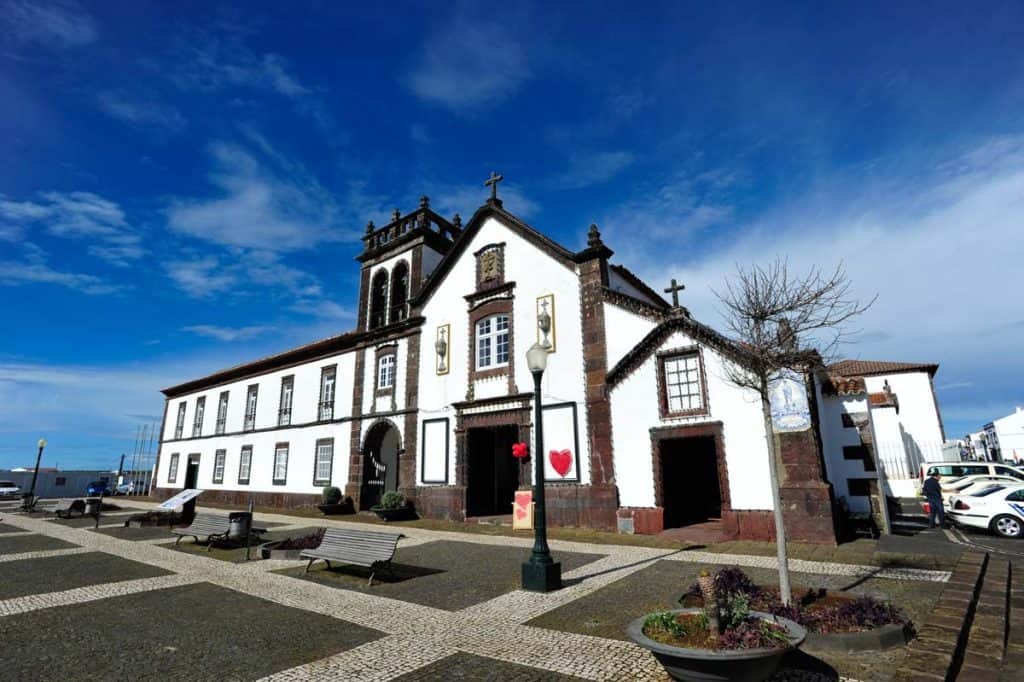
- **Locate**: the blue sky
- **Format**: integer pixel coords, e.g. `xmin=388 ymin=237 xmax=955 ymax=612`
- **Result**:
xmin=1 ymin=1 xmax=1022 ymax=469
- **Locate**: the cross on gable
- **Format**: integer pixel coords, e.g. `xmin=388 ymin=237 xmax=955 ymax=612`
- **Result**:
xmin=484 ymin=171 xmax=504 ymax=203
xmin=664 ymin=278 xmax=685 ymax=307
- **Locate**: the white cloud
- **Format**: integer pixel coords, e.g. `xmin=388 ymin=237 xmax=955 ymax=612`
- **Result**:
xmin=181 ymin=324 xmax=274 ymax=342
xmin=2 ymin=0 xmax=97 ymax=49
xmin=166 ymin=140 xmax=349 ymax=252
xmin=290 ymin=299 xmax=355 ymax=321
xmin=0 ymin=259 xmax=120 ymax=294
xmin=163 ymin=255 xmax=239 ymax=298
xmin=0 ymin=190 xmax=144 ymax=266
xmin=96 ymin=90 xmax=186 ymax=132
xmin=163 ymin=250 xmax=322 ymax=301
xmin=168 ymin=31 xmax=309 ymax=98
xmin=424 ymin=179 xmax=540 ymax=220
xmin=406 ymin=11 xmax=531 ymax=113
xmin=551 ymin=151 xmax=636 ymax=190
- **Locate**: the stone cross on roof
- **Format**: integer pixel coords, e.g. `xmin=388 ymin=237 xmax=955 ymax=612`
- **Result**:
xmin=484 ymin=171 xmax=504 ymax=204
xmin=664 ymin=278 xmax=685 ymax=307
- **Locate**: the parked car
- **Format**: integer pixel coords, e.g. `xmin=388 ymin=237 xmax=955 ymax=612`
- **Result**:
xmin=940 ymin=474 xmax=1023 ymax=507
xmin=920 ymin=462 xmax=1024 ymax=487
xmin=114 ymin=482 xmax=134 ymax=495
xmin=948 ymin=483 xmax=1024 ymax=538
xmin=86 ymin=480 xmax=113 ymax=496
xmin=0 ymin=480 xmax=20 ymax=497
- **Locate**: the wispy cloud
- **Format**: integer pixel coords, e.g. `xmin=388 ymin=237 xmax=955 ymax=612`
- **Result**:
xmin=290 ymin=299 xmax=355 ymax=321
xmin=96 ymin=90 xmax=186 ymax=132
xmin=406 ymin=9 xmax=531 ymax=113
xmin=181 ymin=324 xmax=274 ymax=342
xmin=168 ymin=30 xmax=309 ymax=97
xmin=0 ymin=190 xmax=144 ymax=266
xmin=423 ymin=179 xmax=540 ymax=219
xmin=163 ymin=250 xmax=321 ymax=301
xmin=0 ymin=258 xmax=120 ymax=295
xmin=550 ymin=151 xmax=636 ymax=190
xmin=2 ymin=0 xmax=97 ymax=50
xmin=166 ymin=138 xmax=348 ymax=252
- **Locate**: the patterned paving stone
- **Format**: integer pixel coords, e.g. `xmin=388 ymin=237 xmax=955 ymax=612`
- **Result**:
xmin=0 ymin=522 xmax=29 ymax=534
xmin=394 ymin=652 xmax=590 ymax=681
xmin=0 ymin=550 xmax=172 ymax=600
xmin=0 ymin=532 xmax=79 ymax=555
xmin=277 ymin=540 xmax=604 ymax=611
xmin=90 ymin=525 xmax=182 ymax=542
xmin=0 ymin=582 xmax=384 ymax=679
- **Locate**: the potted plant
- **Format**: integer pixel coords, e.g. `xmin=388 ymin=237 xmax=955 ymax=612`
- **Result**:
xmin=371 ymin=490 xmax=415 ymax=521
xmin=317 ymin=486 xmax=353 ymax=516
xmin=628 ymin=568 xmax=806 ymax=682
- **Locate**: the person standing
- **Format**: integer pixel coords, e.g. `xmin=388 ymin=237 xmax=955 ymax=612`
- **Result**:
xmin=923 ymin=471 xmax=945 ymax=529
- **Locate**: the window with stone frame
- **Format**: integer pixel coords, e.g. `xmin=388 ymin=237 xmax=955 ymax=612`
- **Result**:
xmin=377 ymin=353 xmax=396 ymax=391
xmin=215 ymin=391 xmax=229 ymax=434
xmin=278 ymin=376 xmax=294 ymax=426
xmin=369 ymin=270 xmax=389 ymax=329
xmin=192 ymin=396 xmax=205 ymax=437
xmin=389 ymin=261 xmax=409 ymax=324
xmin=174 ymin=402 xmax=186 ymax=439
xmin=314 ymin=438 xmax=333 ymax=486
xmin=244 ymin=385 xmax=258 ymax=431
xmin=319 ymin=366 xmax=336 ymax=420
xmin=657 ymin=348 xmax=710 ymax=418
xmin=168 ymin=453 xmax=180 ymax=483
xmin=212 ymin=449 xmax=226 ymax=484
xmin=238 ymin=445 xmax=252 ymax=485
xmin=467 ymin=297 xmax=515 ymax=385
xmin=476 ymin=314 xmax=510 ymax=369
xmin=272 ymin=443 xmax=289 ymax=485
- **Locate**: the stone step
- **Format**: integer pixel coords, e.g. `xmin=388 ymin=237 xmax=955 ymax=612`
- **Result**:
xmin=961 ymin=556 xmax=1010 ymax=680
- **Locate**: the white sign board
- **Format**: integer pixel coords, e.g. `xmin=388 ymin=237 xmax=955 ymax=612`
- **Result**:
xmin=158 ymin=489 xmax=204 ymax=510
xmin=769 ymin=370 xmax=811 ymax=432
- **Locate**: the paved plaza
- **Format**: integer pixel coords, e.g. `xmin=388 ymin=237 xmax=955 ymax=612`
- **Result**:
xmin=0 ymin=500 xmax=965 ymax=681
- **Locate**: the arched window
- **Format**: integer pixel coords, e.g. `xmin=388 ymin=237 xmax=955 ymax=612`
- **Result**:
xmin=369 ymin=270 xmax=388 ymax=329
xmin=389 ymin=261 xmax=409 ymax=324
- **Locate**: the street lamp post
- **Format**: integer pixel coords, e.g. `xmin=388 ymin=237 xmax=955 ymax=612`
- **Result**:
xmin=521 ymin=343 xmax=562 ymax=592
xmin=24 ymin=438 xmax=47 ymax=507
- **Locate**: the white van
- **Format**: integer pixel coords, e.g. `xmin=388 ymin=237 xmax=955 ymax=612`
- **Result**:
xmin=921 ymin=462 xmax=1024 ymax=487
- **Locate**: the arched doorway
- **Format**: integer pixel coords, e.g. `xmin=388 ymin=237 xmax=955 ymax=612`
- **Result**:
xmin=361 ymin=421 xmax=401 ymax=509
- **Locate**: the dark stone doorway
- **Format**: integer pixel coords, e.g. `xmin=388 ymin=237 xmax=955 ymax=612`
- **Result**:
xmin=466 ymin=425 xmax=519 ymax=517
xmin=660 ymin=436 xmax=722 ymax=528
xmin=361 ymin=421 xmax=401 ymax=510
xmin=183 ymin=454 xmax=201 ymax=520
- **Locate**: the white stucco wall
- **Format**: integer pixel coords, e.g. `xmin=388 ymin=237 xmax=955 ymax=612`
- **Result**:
xmin=604 ymin=304 xmax=658 ymax=371
xmin=415 ymin=216 xmax=590 ymax=487
xmin=157 ymin=349 xmax=357 ymax=494
xmin=863 ymin=372 xmax=945 ymax=462
xmin=994 ymin=408 xmax=1024 ymax=462
xmin=609 ymin=329 xmax=773 ymax=510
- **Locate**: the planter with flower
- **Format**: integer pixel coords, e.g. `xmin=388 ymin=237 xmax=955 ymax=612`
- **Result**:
xmin=629 ymin=567 xmax=805 ymax=682
xmin=317 ymin=486 xmax=354 ymax=516
xmin=371 ymin=491 xmax=416 ymax=521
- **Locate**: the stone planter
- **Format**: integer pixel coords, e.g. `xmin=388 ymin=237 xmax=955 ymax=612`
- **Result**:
xmin=804 ymin=619 xmax=913 ymax=653
xmin=259 ymin=540 xmax=307 ymax=561
xmin=372 ymin=506 xmax=415 ymax=522
xmin=627 ymin=608 xmax=806 ymax=682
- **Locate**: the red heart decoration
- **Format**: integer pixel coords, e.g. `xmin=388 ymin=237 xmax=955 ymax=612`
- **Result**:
xmin=512 ymin=442 xmax=529 ymax=459
xmin=515 ymin=491 xmax=531 ymax=506
xmin=549 ymin=449 xmax=573 ymax=477
xmin=515 ymin=506 xmax=527 ymax=519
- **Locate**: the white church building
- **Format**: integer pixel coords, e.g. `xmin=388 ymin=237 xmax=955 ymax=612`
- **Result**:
xmin=154 ymin=184 xmax=945 ymax=543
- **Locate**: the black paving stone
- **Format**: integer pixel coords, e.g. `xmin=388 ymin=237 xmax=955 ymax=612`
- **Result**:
xmin=395 ymin=652 xmax=587 ymax=681
xmin=277 ymin=540 xmax=604 ymax=610
xmin=90 ymin=525 xmax=179 ymax=541
xmin=0 ymin=522 xmax=28 ymax=533
xmin=0 ymin=550 xmax=172 ymax=600
xmin=0 ymin=582 xmax=383 ymax=679
xmin=49 ymin=515 xmax=106 ymax=528
xmin=0 ymin=533 xmax=78 ymax=555
xmin=160 ymin=526 xmax=326 ymax=562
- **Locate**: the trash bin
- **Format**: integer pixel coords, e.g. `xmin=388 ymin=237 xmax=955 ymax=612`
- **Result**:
xmin=228 ymin=512 xmax=252 ymax=540
xmin=84 ymin=498 xmax=102 ymax=515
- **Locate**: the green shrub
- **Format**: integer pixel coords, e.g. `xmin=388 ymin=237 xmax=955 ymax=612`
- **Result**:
xmin=379 ymin=491 xmax=406 ymax=510
xmin=322 ymin=486 xmax=343 ymax=504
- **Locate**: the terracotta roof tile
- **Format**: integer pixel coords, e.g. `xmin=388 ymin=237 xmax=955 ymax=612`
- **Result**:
xmin=821 ymin=375 xmax=867 ymax=396
xmin=828 ymin=359 xmax=938 ymax=378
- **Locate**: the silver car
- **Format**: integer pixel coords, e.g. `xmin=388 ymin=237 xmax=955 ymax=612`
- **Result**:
xmin=0 ymin=480 xmax=21 ymax=497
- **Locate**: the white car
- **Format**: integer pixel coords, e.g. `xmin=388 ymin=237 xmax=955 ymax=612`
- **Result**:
xmin=948 ymin=483 xmax=1024 ymax=538
xmin=0 ymin=480 xmax=21 ymax=497
xmin=941 ymin=474 xmax=1022 ymax=507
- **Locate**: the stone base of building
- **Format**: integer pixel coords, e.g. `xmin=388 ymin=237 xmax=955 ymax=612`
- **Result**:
xmin=153 ymin=487 xmax=322 ymax=510
xmin=614 ymin=505 xmax=836 ymax=544
xmin=780 ymin=481 xmax=839 ymax=546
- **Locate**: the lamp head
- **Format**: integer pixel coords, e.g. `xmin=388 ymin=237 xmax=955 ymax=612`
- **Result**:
xmin=525 ymin=342 xmax=549 ymax=373
xmin=38 ymin=438 xmax=47 ymax=449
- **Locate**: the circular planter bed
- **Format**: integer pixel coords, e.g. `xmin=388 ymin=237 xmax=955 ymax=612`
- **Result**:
xmin=804 ymin=619 xmax=913 ymax=653
xmin=628 ymin=608 xmax=805 ymax=682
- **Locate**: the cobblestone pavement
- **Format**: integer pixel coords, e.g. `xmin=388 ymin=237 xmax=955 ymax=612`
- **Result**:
xmin=0 ymin=505 xmax=953 ymax=681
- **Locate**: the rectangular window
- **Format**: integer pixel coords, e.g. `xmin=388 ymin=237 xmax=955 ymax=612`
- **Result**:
xmin=841 ymin=413 xmax=855 ymax=428
xmin=843 ymin=445 xmax=868 ymax=460
xmin=278 ymin=376 xmax=294 ymax=426
xmin=168 ymin=453 xmax=180 ymax=484
xmin=314 ymin=439 xmax=333 ymax=486
xmin=212 ymin=449 xmax=226 ymax=484
xmin=847 ymin=478 xmax=872 ymax=497
xmin=174 ymin=403 xmax=187 ymax=439
xmin=55 ymin=476 xmax=66 ymax=486
xmin=192 ymin=396 xmax=205 ymax=437
xmin=216 ymin=391 xmax=229 ymax=434
xmin=238 ymin=445 xmax=252 ymax=485
xmin=661 ymin=351 xmax=706 ymax=415
xmin=319 ymin=366 xmax=336 ymax=420
xmin=273 ymin=443 xmax=289 ymax=485
xmin=476 ymin=314 xmax=510 ymax=368
xmin=378 ymin=355 xmax=395 ymax=390
xmin=244 ymin=385 xmax=258 ymax=432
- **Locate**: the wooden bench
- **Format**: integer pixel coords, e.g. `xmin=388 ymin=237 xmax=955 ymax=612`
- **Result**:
xmin=301 ymin=528 xmax=402 ymax=585
xmin=171 ymin=514 xmax=267 ymax=550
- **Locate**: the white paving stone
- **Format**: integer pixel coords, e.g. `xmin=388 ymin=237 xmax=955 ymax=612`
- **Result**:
xmin=0 ymin=573 xmax=200 ymax=616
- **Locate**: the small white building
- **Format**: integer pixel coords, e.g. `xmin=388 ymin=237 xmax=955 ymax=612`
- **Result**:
xmin=991 ymin=408 xmax=1024 ymax=463
xmin=154 ymin=189 xmax=941 ymax=542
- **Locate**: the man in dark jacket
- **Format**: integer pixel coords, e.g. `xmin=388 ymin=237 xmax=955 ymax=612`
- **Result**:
xmin=923 ymin=471 xmax=945 ymax=528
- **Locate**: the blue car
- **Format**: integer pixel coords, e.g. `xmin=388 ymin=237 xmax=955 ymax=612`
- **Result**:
xmin=86 ymin=481 xmax=113 ymax=496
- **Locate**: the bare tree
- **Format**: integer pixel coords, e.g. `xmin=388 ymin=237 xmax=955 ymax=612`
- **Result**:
xmin=715 ymin=258 xmax=874 ymax=604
